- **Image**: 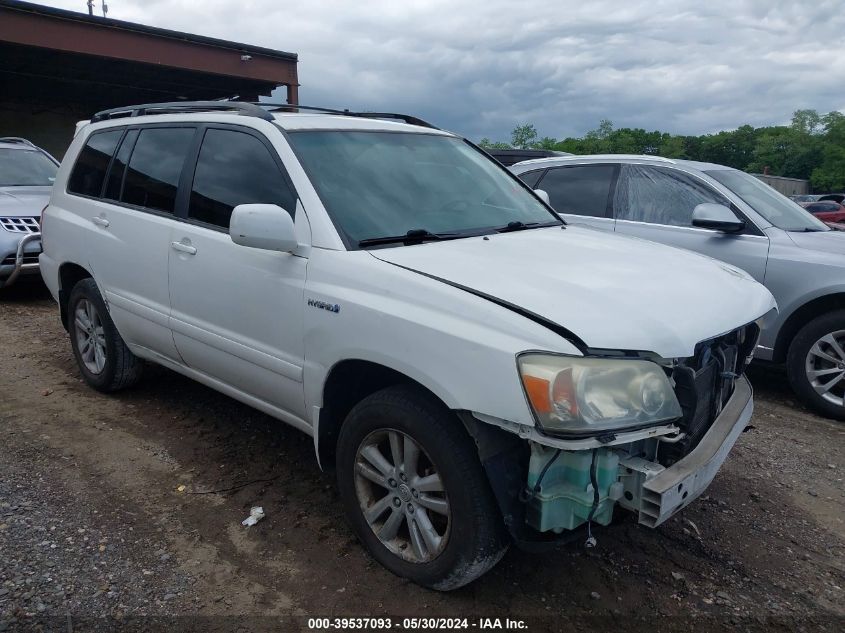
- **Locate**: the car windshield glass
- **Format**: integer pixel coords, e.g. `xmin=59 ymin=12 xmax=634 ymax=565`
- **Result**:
xmin=0 ymin=149 xmax=57 ymax=186
xmin=286 ymin=131 xmax=559 ymax=246
xmin=705 ymin=169 xmax=827 ymax=232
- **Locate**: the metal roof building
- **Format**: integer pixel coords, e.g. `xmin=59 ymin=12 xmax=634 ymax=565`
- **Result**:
xmin=0 ymin=0 xmax=299 ymax=157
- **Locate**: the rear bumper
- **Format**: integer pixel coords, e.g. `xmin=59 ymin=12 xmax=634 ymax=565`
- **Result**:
xmin=0 ymin=232 xmax=41 ymax=288
xmin=639 ymin=374 xmax=753 ymax=527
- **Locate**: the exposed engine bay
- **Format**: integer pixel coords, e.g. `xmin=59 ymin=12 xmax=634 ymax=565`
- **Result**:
xmin=521 ymin=323 xmax=759 ymax=536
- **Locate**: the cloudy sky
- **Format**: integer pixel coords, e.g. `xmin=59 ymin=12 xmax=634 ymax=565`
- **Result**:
xmin=37 ymin=0 xmax=845 ymax=142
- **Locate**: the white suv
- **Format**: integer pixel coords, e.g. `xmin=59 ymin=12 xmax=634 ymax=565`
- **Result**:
xmin=40 ymin=101 xmax=776 ymax=589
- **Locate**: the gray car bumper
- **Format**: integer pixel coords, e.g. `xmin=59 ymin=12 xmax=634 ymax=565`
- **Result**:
xmin=639 ymin=374 xmax=753 ymax=527
xmin=0 ymin=232 xmax=41 ymax=288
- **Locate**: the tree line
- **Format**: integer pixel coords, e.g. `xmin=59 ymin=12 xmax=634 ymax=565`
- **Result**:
xmin=478 ymin=109 xmax=845 ymax=191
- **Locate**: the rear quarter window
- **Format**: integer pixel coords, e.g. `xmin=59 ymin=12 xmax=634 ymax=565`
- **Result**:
xmin=67 ymin=130 xmax=123 ymax=197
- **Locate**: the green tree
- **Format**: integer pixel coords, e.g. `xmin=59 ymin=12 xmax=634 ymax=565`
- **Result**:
xmin=478 ymin=138 xmax=511 ymax=150
xmin=511 ymin=124 xmax=538 ymax=149
xmin=811 ymin=114 xmax=845 ymax=191
xmin=791 ymin=109 xmax=823 ymax=136
xmin=747 ymin=126 xmax=822 ymax=179
xmin=535 ymin=136 xmax=559 ymax=150
xmin=477 ymin=109 xmax=844 ymax=189
xmin=579 ymin=119 xmax=614 ymax=153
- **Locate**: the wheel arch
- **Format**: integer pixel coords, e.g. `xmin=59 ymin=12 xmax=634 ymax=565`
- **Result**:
xmin=58 ymin=262 xmax=93 ymax=331
xmin=774 ymin=293 xmax=845 ymax=362
xmin=315 ymin=359 xmax=458 ymax=471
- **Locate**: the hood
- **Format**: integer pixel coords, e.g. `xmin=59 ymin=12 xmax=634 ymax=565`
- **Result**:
xmin=0 ymin=186 xmax=51 ymax=217
xmin=787 ymin=228 xmax=845 ymax=255
xmin=370 ymin=226 xmax=776 ymax=359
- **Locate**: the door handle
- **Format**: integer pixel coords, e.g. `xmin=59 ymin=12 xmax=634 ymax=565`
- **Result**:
xmin=92 ymin=216 xmax=110 ymax=228
xmin=171 ymin=240 xmax=197 ymax=255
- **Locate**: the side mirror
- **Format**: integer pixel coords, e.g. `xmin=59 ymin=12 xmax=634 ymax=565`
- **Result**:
xmin=533 ymin=188 xmax=551 ymax=205
xmin=229 ymin=204 xmax=298 ymax=252
xmin=691 ymin=203 xmax=745 ymax=233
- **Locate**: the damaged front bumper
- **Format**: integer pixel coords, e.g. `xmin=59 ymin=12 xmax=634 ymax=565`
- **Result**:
xmin=523 ymin=375 xmax=752 ymax=534
xmin=0 ymin=232 xmax=41 ymax=288
xmin=635 ymin=374 xmax=752 ymax=527
xmin=472 ymin=375 xmax=753 ymax=542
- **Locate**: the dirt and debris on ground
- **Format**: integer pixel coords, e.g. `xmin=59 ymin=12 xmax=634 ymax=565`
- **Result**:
xmin=1 ymin=281 xmax=843 ymax=632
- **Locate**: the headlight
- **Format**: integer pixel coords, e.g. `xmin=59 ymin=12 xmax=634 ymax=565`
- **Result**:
xmin=518 ymin=353 xmax=682 ymax=435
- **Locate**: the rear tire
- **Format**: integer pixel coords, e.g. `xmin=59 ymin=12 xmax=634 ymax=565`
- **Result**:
xmin=68 ymin=278 xmax=143 ymax=392
xmin=786 ymin=310 xmax=845 ymax=420
xmin=336 ymin=384 xmax=508 ymax=590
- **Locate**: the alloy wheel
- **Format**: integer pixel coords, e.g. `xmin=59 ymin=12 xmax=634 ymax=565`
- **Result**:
xmin=74 ymin=298 xmax=107 ymax=375
xmin=805 ymin=330 xmax=845 ymax=406
xmin=353 ymin=429 xmax=450 ymax=563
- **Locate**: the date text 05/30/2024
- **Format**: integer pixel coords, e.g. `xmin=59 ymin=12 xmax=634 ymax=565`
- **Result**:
xmin=307 ymin=617 xmax=528 ymax=630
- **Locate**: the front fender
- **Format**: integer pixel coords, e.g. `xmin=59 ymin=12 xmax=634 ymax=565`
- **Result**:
xmin=301 ymin=249 xmax=580 ymax=429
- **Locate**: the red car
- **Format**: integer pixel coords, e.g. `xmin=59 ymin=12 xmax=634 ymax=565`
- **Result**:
xmin=801 ymin=200 xmax=845 ymax=223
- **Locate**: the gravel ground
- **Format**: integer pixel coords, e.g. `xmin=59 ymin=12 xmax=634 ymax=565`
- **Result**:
xmin=1 ymin=280 xmax=843 ymax=632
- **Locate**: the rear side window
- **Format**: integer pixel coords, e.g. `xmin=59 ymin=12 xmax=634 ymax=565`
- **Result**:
xmin=188 ymin=128 xmax=296 ymax=229
xmin=103 ymin=130 xmax=138 ymax=201
xmin=122 ymin=127 xmax=195 ymax=214
xmin=615 ymin=165 xmax=729 ymax=227
xmin=517 ymin=170 xmax=545 ymax=189
xmin=67 ymin=130 xmax=123 ymax=197
xmin=535 ymin=164 xmax=616 ymax=217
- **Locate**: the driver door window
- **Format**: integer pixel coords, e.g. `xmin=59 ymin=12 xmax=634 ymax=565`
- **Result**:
xmin=613 ymin=165 xmax=769 ymax=282
xmin=614 ymin=165 xmax=729 ymax=227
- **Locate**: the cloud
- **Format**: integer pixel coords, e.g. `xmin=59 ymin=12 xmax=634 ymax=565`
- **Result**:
xmin=38 ymin=0 xmax=845 ymax=141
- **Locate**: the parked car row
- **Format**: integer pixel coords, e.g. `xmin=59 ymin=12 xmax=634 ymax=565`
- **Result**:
xmin=0 ymin=101 xmax=835 ymax=590
xmin=800 ymin=200 xmax=845 ymax=223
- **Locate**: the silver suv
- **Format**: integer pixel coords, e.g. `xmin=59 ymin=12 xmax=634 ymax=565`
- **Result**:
xmin=0 ymin=137 xmax=57 ymax=288
xmin=511 ymin=155 xmax=845 ymax=420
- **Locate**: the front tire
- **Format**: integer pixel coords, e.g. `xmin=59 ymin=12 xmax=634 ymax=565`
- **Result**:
xmin=787 ymin=310 xmax=845 ymax=420
xmin=68 ymin=278 xmax=143 ymax=392
xmin=336 ymin=385 xmax=508 ymax=590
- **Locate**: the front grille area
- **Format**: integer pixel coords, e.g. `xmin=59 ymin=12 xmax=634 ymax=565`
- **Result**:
xmin=0 ymin=216 xmax=40 ymax=233
xmin=1 ymin=253 xmax=39 ymax=266
xmin=662 ymin=322 xmax=759 ymax=465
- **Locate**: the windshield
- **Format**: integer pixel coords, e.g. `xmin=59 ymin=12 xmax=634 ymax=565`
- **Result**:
xmin=286 ymin=131 xmax=559 ymax=246
xmin=705 ymin=169 xmax=827 ymax=232
xmin=0 ymin=149 xmax=57 ymax=187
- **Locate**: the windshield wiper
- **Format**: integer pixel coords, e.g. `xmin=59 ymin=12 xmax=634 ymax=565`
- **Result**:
xmin=494 ymin=220 xmax=560 ymax=233
xmin=358 ymin=228 xmax=463 ymax=248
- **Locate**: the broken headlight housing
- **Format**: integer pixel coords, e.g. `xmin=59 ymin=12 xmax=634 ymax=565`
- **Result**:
xmin=518 ymin=353 xmax=682 ymax=436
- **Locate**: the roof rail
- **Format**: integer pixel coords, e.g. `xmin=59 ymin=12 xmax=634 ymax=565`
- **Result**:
xmin=254 ymin=103 xmax=440 ymax=130
xmin=90 ymin=101 xmax=275 ymax=123
xmin=0 ymin=137 xmax=37 ymax=148
xmin=89 ymin=100 xmax=440 ymax=130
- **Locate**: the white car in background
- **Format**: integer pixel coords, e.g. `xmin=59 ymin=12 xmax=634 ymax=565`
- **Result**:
xmin=40 ymin=101 xmax=775 ymax=589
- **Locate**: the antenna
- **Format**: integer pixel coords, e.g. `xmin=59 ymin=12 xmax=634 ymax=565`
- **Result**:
xmin=87 ymin=0 xmax=94 ymax=15
xmin=101 ymin=1 xmax=108 ymax=17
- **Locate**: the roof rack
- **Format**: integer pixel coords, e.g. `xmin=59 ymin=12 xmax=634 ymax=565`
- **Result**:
xmin=91 ymin=101 xmax=275 ymax=123
xmin=0 ymin=137 xmax=37 ymax=148
xmin=251 ymin=103 xmax=440 ymax=130
xmin=89 ymin=100 xmax=440 ymax=130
